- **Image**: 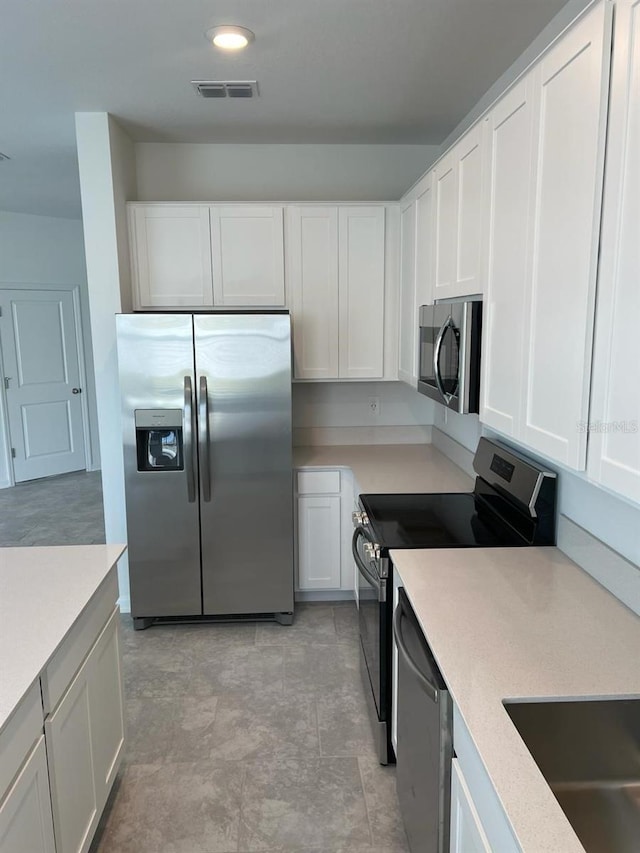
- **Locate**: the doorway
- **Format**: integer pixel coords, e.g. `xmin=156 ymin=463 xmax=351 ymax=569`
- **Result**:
xmin=0 ymin=287 xmax=90 ymax=482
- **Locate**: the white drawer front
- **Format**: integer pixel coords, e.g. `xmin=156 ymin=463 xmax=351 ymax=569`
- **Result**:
xmin=297 ymin=470 xmax=341 ymax=495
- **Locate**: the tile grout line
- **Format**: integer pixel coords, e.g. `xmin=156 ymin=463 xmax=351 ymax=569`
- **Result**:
xmin=356 ymin=755 xmax=376 ymax=848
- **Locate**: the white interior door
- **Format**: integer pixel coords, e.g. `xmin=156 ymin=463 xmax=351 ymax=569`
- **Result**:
xmin=0 ymin=289 xmax=86 ymax=482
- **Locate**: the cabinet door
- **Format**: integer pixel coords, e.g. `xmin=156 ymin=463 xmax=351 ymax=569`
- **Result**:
xmin=297 ymin=495 xmax=341 ymax=589
xmin=432 ymin=124 xmax=486 ymax=302
xmin=210 ymin=206 xmax=285 ymax=306
xmin=0 ymin=738 xmax=55 ymax=853
xmin=521 ymin=1 xmax=612 ymax=470
xmin=432 ymin=155 xmax=457 ymax=300
xmin=130 ymin=205 xmax=213 ymax=308
xmin=46 ymin=654 xmax=98 ymax=853
xmin=588 ymin=0 xmax=640 ymax=504
xmin=480 ymin=74 xmax=537 ymax=437
xmin=87 ymin=610 xmax=125 ymax=804
xmin=288 ymin=207 xmax=339 ymax=379
xmin=46 ymin=609 xmax=125 ymax=853
xmin=398 ymin=198 xmax=417 ymax=386
xmin=450 ymin=759 xmax=492 ymax=853
xmin=415 ymin=174 xmax=434 ymax=308
xmin=338 ymin=207 xmax=385 ymax=378
xmin=454 ymin=122 xmax=486 ymax=298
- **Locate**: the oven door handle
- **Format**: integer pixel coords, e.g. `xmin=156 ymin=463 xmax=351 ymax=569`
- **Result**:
xmin=393 ymin=599 xmax=439 ymax=704
xmin=433 ymin=315 xmax=453 ymax=404
xmin=352 ymin=527 xmax=385 ymax=603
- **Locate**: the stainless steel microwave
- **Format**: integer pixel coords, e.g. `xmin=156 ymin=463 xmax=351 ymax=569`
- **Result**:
xmin=418 ymin=300 xmax=482 ymax=414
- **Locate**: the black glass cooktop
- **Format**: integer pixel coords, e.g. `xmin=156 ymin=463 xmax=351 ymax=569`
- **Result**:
xmin=359 ymin=492 xmax=531 ymax=552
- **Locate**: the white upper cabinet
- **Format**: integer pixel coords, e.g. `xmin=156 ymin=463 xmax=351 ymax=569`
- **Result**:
xmin=398 ymin=172 xmax=432 ymax=388
xmin=480 ymin=74 xmax=537 ymax=438
xmin=130 ymin=205 xmax=213 ymax=308
xmin=432 ymin=122 xmax=487 ymax=301
xmin=288 ymin=205 xmax=386 ymax=381
xmin=480 ymin=0 xmax=612 ymax=472
xmin=338 ymin=207 xmax=386 ymax=378
xmin=288 ymin=206 xmax=340 ymax=380
xmin=398 ymin=197 xmax=417 ymax=386
xmin=129 ymin=203 xmax=285 ymax=309
xmin=415 ymin=173 xmax=434 ymax=308
xmin=210 ymin=206 xmax=285 ymax=306
xmin=588 ymin=0 xmax=640 ymax=504
xmin=521 ymin=0 xmax=612 ymax=470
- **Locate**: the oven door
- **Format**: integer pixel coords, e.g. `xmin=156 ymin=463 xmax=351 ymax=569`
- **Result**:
xmin=418 ymin=301 xmax=482 ymax=414
xmin=352 ymin=524 xmax=390 ymax=761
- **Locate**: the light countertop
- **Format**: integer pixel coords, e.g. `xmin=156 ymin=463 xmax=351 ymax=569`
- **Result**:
xmin=293 ymin=443 xmax=474 ymax=494
xmin=391 ymin=546 xmax=640 ymax=852
xmin=0 ymin=544 xmax=126 ymax=734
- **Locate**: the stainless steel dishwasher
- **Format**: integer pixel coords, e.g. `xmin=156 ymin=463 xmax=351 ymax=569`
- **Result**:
xmin=394 ymin=587 xmax=452 ymax=853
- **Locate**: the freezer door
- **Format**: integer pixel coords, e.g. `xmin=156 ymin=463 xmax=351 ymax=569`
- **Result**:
xmin=116 ymin=314 xmax=201 ymax=618
xmin=194 ymin=313 xmax=294 ymax=615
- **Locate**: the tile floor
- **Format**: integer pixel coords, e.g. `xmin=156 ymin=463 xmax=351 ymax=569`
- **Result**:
xmin=0 ymin=470 xmax=105 ymax=545
xmin=91 ymin=606 xmax=409 ymax=853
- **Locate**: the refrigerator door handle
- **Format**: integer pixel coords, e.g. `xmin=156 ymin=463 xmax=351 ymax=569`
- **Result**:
xmin=199 ymin=375 xmax=211 ymax=502
xmin=184 ymin=376 xmax=197 ymax=503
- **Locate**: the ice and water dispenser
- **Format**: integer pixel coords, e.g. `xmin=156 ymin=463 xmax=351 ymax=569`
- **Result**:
xmin=135 ymin=410 xmax=184 ymax=471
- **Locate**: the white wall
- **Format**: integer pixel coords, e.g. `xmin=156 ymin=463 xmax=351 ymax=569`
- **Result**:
xmin=293 ymin=382 xmax=435 ymax=428
xmin=432 ymin=408 xmax=640 ymax=568
xmin=76 ymin=112 xmax=137 ymax=610
xmin=0 ymin=211 xmax=101 ymax=485
xmin=135 ymin=143 xmax=439 ymax=202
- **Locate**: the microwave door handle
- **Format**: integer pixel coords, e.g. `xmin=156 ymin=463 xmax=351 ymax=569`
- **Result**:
xmin=184 ymin=376 xmax=196 ymax=503
xmin=393 ymin=599 xmax=439 ymax=704
xmin=433 ymin=316 xmax=451 ymax=403
xmin=198 ymin=376 xmax=211 ymax=502
xmin=351 ymin=528 xmax=385 ymax=602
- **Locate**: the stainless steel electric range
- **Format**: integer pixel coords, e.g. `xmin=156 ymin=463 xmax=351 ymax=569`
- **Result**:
xmin=351 ymin=437 xmax=557 ymax=765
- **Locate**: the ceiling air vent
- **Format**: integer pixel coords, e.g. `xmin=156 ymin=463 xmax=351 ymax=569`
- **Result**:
xmin=191 ymin=80 xmax=259 ymax=99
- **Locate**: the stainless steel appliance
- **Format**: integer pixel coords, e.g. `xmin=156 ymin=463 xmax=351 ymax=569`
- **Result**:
xmin=418 ymin=300 xmax=482 ymax=413
xmin=351 ymin=437 xmax=556 ymax=764
xmin=116 ymin=311 xmax=294 ymax=629
xmin=394 ymin=587 xmax=452 ymax=853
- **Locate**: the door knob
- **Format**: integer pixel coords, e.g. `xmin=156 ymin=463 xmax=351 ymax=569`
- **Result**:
xmin=72 ymin=388 xmax=82 ymax=394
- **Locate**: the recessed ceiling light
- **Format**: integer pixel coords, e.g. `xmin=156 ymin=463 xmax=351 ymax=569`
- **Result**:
xmin=206 ymin=25 xmax=255 ymax=51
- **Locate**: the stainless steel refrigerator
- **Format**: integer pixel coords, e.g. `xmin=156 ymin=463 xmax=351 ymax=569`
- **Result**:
xmin=116 ymin=311 xmax=293 ymax=630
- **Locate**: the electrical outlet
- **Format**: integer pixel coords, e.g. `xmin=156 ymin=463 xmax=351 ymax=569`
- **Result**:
xmin=368 ymin=396 xmax=380 ymax=417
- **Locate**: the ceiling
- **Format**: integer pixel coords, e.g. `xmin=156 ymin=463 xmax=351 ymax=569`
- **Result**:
xmin=0 ymin=0 xmax=570 ymax=219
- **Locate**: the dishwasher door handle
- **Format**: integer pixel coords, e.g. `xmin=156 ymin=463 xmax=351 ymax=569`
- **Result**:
xmin=393 ymin=600 xmax=439 ymax=704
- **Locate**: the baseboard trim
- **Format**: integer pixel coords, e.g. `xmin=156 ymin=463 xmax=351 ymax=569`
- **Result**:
xmin=295 ymin=590 xmax=356 ymax=603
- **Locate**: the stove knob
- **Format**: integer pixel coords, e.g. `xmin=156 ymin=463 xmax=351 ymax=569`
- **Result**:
xmin=352 ymin=510 xmax=369 ymax=526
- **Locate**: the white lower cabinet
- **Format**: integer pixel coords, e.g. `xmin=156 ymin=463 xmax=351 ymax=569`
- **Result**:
xmin=0 ymin=737 xmax=55 ymax=853
xmin=46 ymin=608 xmax=125 ymax=853
xmin=450 ymin=759 xmax=491 ymax=853
xmin=296 ymin=468 xmax=355 ymax=594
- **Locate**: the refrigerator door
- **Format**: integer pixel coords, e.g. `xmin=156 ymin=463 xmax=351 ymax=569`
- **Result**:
xmin=117 ymin=314 xmax=202 ymax=618
xmin=194 ymin=313 xmax=294 ymax=615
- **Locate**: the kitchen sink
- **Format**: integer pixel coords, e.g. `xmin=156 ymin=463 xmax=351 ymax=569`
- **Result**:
xmin=504 ymin=698 xmax=640 ymax=853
